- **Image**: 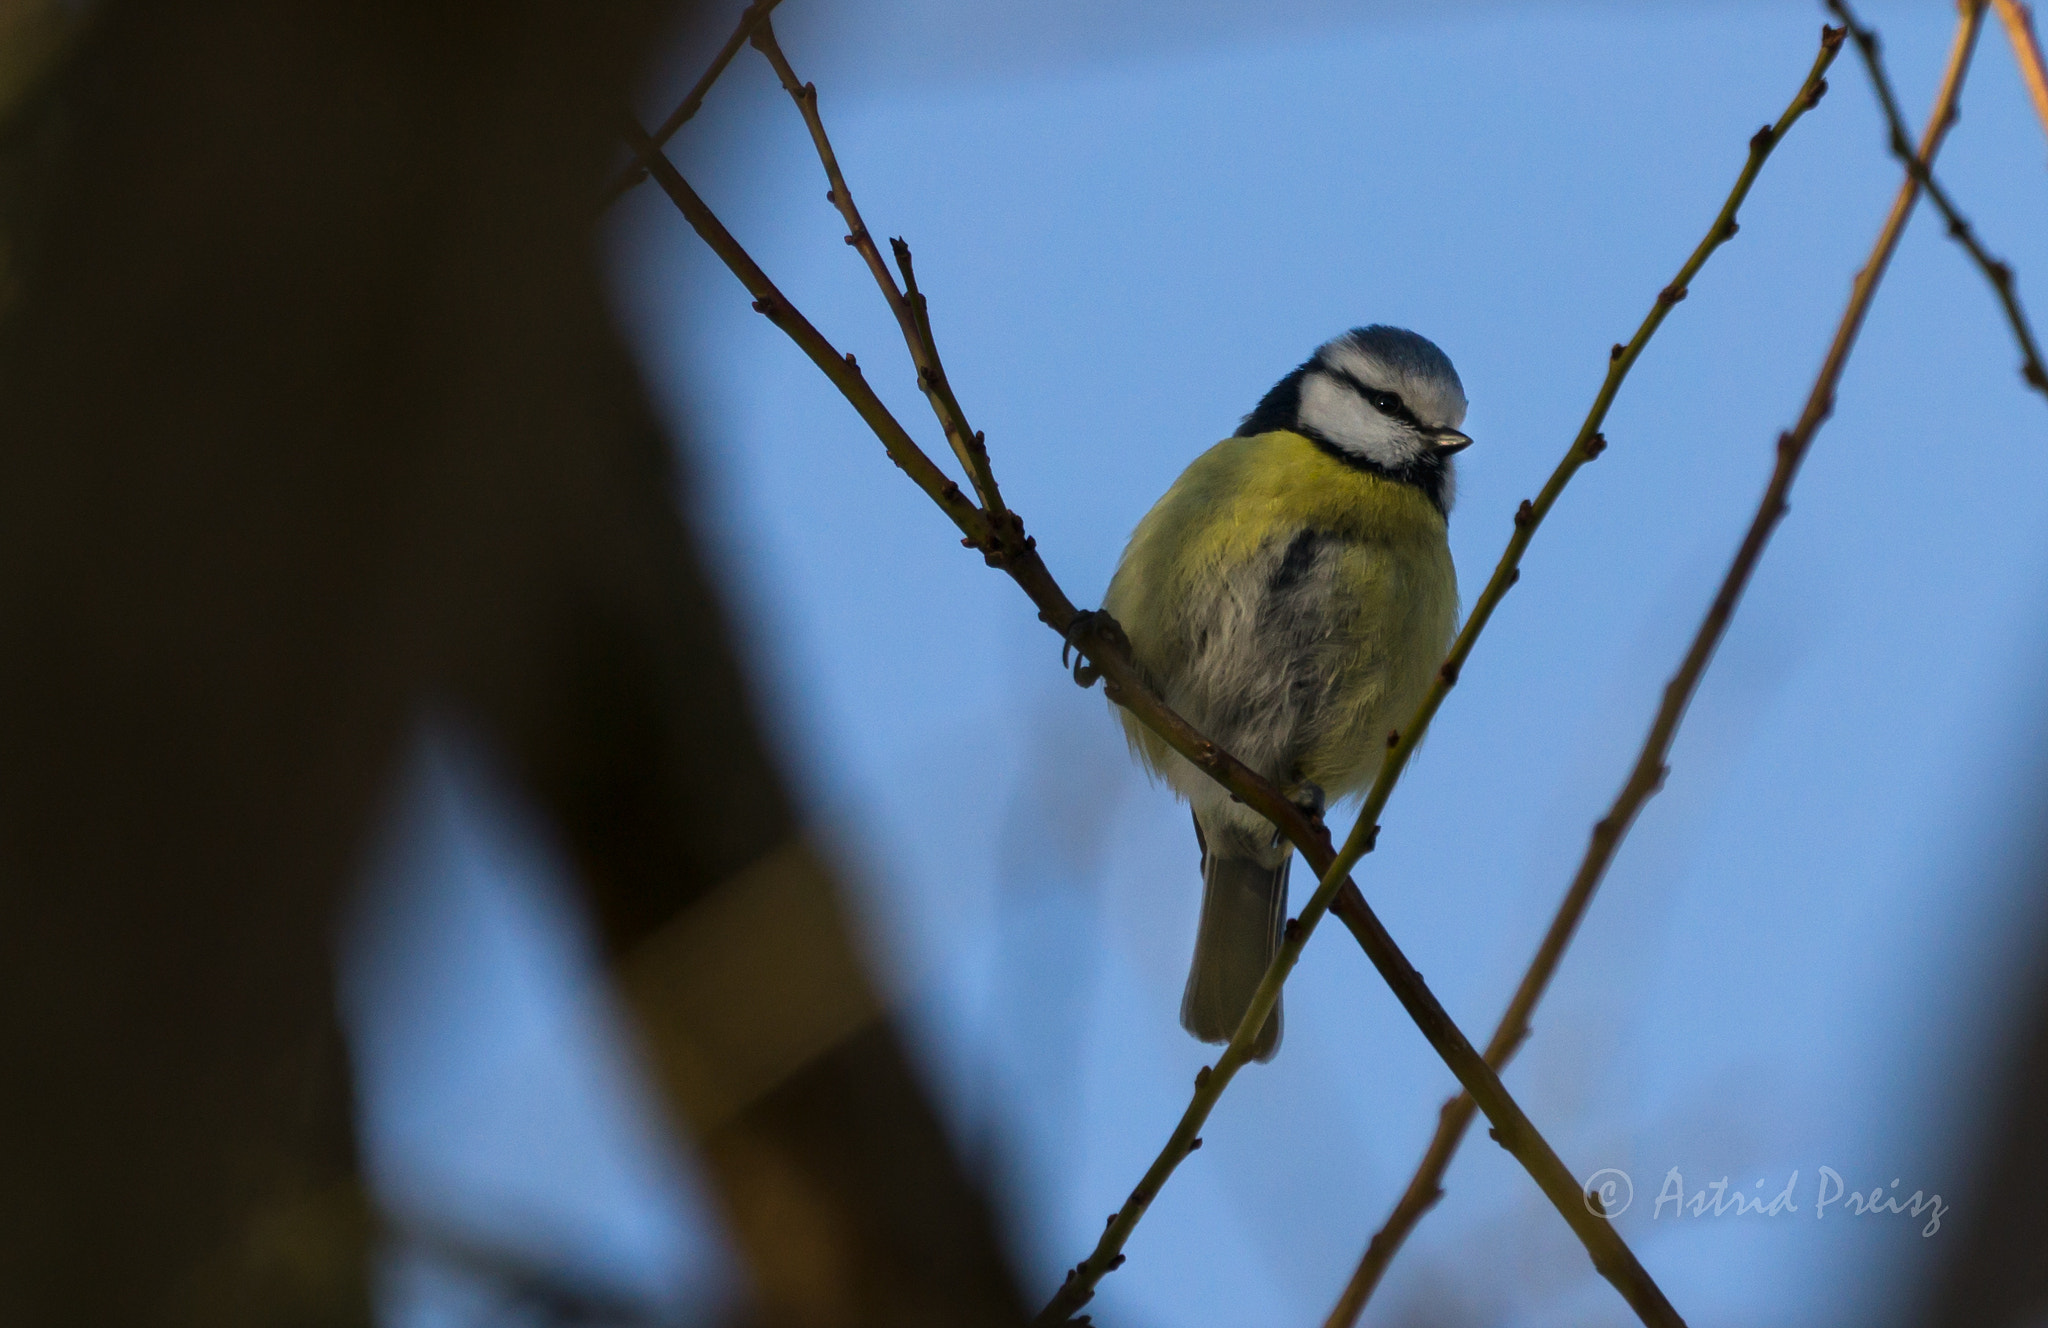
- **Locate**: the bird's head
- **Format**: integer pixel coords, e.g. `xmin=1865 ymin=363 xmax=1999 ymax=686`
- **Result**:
xmin=1237 ymin=325 xmax=1471 ymax=512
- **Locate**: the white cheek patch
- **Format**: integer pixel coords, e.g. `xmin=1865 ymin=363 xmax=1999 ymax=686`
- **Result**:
xmin=1298 ymin=372 xmax=1421 ymax=469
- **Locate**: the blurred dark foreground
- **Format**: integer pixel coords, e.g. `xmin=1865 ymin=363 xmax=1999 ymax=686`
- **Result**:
xmin=0 ymin=3 xmax=1027 ymax=1325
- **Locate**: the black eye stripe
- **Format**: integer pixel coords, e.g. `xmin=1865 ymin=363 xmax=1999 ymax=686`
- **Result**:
xmin=1333 ymin=368 xmax=1423 ymax=429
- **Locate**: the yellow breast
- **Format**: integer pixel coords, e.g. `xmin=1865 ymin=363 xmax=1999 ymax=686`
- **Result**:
xmin=1104 ymin=430 xmax=1458 ymax=794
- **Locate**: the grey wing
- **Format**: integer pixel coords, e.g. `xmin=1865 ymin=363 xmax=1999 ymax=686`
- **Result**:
xmin=1164 ymin=528 xmax=1341 ymax=811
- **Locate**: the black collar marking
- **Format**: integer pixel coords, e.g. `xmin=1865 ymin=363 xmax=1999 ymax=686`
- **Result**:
xmin=1235 ymin=363 xmax=1452 ymax=516
xmin=1291 ymin=426 xmax=1452 ymax=517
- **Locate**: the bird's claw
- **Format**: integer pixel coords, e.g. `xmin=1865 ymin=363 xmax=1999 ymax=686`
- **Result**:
xmin=1063 ymin=611 xmax=1104 ymax=688
xmin=1271 ymin=781 xmax=1326 ymax=849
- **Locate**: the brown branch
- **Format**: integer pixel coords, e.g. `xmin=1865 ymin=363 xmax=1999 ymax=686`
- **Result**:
xmin=747 ymin=18 xmax=1007 ymax=514
xmin=1993 ymin=0 xmax=2048 ymax=151
xmin=1326 ymin=9 xmax=1985 ymax=1325
xmin=601 ymin=0 xmax=784 ymax=208
xmin=620 ymin=123 xmax=1686 ymax=1328
xmin=620 ymin=121 xmax=988 ymax=542
xmin=1830 ymin=0 xmax=2048 ymax=399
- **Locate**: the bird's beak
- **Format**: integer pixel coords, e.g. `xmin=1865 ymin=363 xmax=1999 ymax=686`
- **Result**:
xmin=1430 ymin=428 xmax=1474 ymax=455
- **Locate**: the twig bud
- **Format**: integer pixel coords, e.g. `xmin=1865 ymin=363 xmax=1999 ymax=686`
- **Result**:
xmin=1513 ymin=499 xmax=1535 ymax=528
xmin=1821 ymin=23 xmax=1846 ymax=52
xmin=1438 ymin=659 xmax=1461 ymax=686
xmin=1194 ymin=1066 xmax=1211 ymax=1089
xmin=1386 ymin=729 xmax=1400 ymax=748
xmin=1657 ymin=284 xmax=1689 ymax=306
xmin=1750 ymin=124 xmax=1776 ymax=153
xmin=1805 ymin=77 xmax=1829 ymax=108
xmin=1609 ymin=342 xmax=1625 ymax=362
xmin=1720 ymin=218 xmax=1740 ymax=241
xmin=1283 ymin=917 xmax=1302 ymax=944
xmin=1187 ymin=1137 xmax=1203 ymax=1153
xmin=1581 ymin=432 xmax=1608 ymax=460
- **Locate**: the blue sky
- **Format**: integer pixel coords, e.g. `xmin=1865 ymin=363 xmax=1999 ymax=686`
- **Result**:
xmin=346 ymin=4 xmax=2048 ymax=1325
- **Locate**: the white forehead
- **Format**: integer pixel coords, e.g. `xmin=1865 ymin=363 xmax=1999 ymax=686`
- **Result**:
xmin=1318 ymin=339 xmax=1468 ymax=430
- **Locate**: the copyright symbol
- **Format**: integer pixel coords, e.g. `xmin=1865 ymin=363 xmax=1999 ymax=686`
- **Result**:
xmin=1583 ymin=1168 xmax=1632 ymax=1217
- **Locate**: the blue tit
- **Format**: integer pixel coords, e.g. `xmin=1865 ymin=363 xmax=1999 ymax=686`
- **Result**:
xmin=1102 ymin=326 xmax=1470 ymax=1061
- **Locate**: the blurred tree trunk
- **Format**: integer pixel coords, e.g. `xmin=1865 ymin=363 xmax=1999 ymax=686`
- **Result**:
xmin=1918 ymin=910 xmax=2048 ymax=1327
xmin=0 ymin=4 xmax=1028 ymax=1325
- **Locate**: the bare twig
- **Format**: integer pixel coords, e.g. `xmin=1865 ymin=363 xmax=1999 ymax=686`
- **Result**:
xmin=1992 ymin=0 xmax=2048 ymax=150
xmin=1830 ymin=0 xmax=2048 ymax=398
xmin=601 ymin=0 xmax=783 ymax=208
xmin=621 ymin=123 xmax=1686 ymax=1328
xmin=621 ymin=121 xmax=988 ymax=541
xmin=620 ymin=120 xmax=1307 ymax=856
xmin=1327 ymin=9 xmax=1985 ymax=1325
xmin=748 ymin=17 xmax=1006 ymax=512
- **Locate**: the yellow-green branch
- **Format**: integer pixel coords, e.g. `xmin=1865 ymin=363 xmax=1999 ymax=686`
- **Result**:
xmin=1830 ymin=0 xmax=2047 ymax=400
xmin=1328 ymin=9 xmax=1984 ymax=1324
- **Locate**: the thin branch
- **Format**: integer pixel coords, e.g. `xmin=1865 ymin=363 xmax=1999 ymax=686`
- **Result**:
xmin=748 ymin=17 xmax=1007 ymax=512
xmin=1831 ymin=0 xmax=2048 ymax=398
xmin=1037 ymin=37 xmax=1873 ymax=1328
xmin=1993 ymin=0 xmax=2048 ymax=152
xmin=622 ymin=120 xmax=1282 ymax=835
xmin=1327 ymin=9 xmax=1985 ymax=1325
xmin=621 ymin=123 xmax=1686 ymax=1328
xmin=601 ymin=0 xmax=784 ymax=208
xmin=621 ymin=121 xmax=989 ymax=541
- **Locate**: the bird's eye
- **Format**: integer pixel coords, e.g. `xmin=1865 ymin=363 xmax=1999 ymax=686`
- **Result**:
xmin=1369 ymin=391 xmax=1402 ymax=415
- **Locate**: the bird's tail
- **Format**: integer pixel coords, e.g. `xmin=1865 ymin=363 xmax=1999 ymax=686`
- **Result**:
xmin=1180 ymin=831 xmax=1289 ymax=1062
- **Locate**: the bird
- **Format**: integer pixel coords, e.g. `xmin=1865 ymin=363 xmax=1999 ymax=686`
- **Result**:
xmin=1100 ymin=325 xmax=1469 ymax=1061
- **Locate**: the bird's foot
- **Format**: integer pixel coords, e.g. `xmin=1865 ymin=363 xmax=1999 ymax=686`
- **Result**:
xmin=1062 ymin=611 xmax=1106 ymax=688
xmin=1271 ymin=781 xmax=1326 ymax=848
